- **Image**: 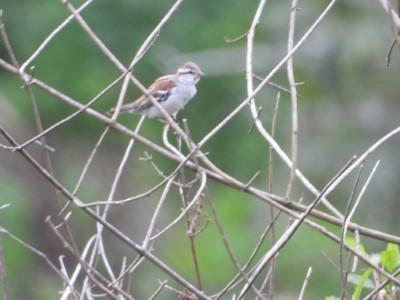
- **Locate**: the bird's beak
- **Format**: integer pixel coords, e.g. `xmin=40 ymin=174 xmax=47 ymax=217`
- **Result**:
xmin=196 ymin=70 xmax=206 ymax=78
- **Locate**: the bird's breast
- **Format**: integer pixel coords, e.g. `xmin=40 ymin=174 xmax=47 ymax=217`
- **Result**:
xmin=176 ymin=85 xmax=197 ymax=102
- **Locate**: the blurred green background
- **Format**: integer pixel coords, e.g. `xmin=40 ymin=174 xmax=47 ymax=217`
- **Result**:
xmin=0 ymin=0 xmax=399 ymax=299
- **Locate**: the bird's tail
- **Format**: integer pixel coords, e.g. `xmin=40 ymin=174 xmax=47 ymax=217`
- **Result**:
xmin=107 ymin=102 xmax=137 ymax=116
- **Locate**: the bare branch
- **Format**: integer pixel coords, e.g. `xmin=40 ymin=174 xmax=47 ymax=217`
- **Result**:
xmin=0 ymin=237 xmax=9 ymax=300
xmin=1 ymin=1 xmax=400 ymax=299
xmin=19 ymin=0 xmax=95 ymax=74
xmin=285 ymin=0 xmax=299 ymax=200
xmin=298 ymin=267 xmax=313 ymax=300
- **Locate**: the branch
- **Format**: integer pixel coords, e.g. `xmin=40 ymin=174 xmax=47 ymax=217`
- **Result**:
xmin=0 ymin=124 xmax=210 ymax=300
xmin=285 ymin=0 xmax=299 ymax=200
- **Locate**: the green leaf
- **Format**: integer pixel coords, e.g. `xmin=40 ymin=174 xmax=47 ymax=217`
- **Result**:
xmin=347 ymin=273 xmax=375 ymax=289
xmin=324 ymin=296 xmax=340 ymax=300
xmin=352 ymin=268 xmax=374 ymax=300
xmin=380 ymin=243 xmax=400 ymax=272
xmin=345 ymin=237 xmax=367 ymax=256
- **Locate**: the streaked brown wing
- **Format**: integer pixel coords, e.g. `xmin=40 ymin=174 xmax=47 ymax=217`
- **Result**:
xmin=150 ymin=77 xmax=176 ymax=102
xmin=112 ymin=75 xmax=176 ymax=113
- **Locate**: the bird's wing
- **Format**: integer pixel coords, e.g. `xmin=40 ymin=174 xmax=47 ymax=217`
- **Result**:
xmin=109 ymin=75 xmax=176 ymax=114
xmin=130 ymin=76 xmax=176 ymax=111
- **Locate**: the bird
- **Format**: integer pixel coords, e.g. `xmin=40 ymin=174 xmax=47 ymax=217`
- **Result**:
xmin=108 ymin=62 xmax=205 ymax=121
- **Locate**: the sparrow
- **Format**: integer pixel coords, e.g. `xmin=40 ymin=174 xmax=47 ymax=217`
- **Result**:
xmin=109 ymin=62 xmax=205 ymax=121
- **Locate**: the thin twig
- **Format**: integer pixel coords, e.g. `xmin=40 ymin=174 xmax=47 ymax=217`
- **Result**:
xmin=109 ymin=255 xmax=145 ymax=288
xmin=0 ymin=125 xmax=209 ymax=299
xmin=3 ymin=120 xmax=400 ymax=298
xmin=73 ymin=127 xmax=111 ymax=196
xmin=267 ymin=92 xmax=280 ymax=300
xmin=62 ymin=0 xmax=185 ymax=133
xmin=150 ymin=172 xmax=207 ymax=241
xmin=0 ymin=237 xmax=9 ymax=300
xmin=386 ymin=39 xmax=397 ymax=67
xmin=0 ymin=65 xmax=398 ymax=245
xmin=59 ymin=235 xmax=97 ymax=300
xmin=376 ymin=0 xmax=400 ymax=47
xmin=225 ymin=31 xmax=249 ymax=43
xmin=77 ymin=115 xmax=146 ymax=294
xmin=0 ymin=57 xmax=399 ymax=240
xmin=205 ymin=186 xmax=267 ymax=300
xmin=365 ymin=269 xmax=400 ymax=300
xmin=1 ymin=11 xmax=86 ymax=292
xmin=149 ymin=280 xmax=168 ymax=300
xmin=0 ymin=66 xmax=397 ymax=247
xmin=339 ymin=165 xmax=363 ymax=300
xmin=343 ymin=161 xmax=380 ymax=238
xmin=298 ymin=267 xmax=312 ymax=300
xmin=243 ymin=0 xmax=342 ymax=217
xmin=19 ymin=0 xmax=95 ymax=74
xmin=252 ymin=72 xmax=295 ymax=95
xmin=46 ymin=218 xmax=133 ymax=300
xmin=285 ymin=0 xmax=299 ymax=201
xmin=181 ymin=121 xmax=204 ymax=291
xmin=0 ymin=226 xmax=79 ymax=299
xmin=142 ymin=174 xmax=177 ymax=249
xmin=247 ymin=106 xmax=263 ymax=135
xmin=0 ymin=70 xmax=129 ymax=152
xmin=48 ymin=216 xmax=148 ymax=300
xmin=0 ymin=204 xmax=10 ymax=211
xmin=213 ymin=211 xmax=282 ymax=299
xmin=339 ymin=161 xmax=381 ymax=300
xmin=238 ymin=156 xmax=357 ymax=299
